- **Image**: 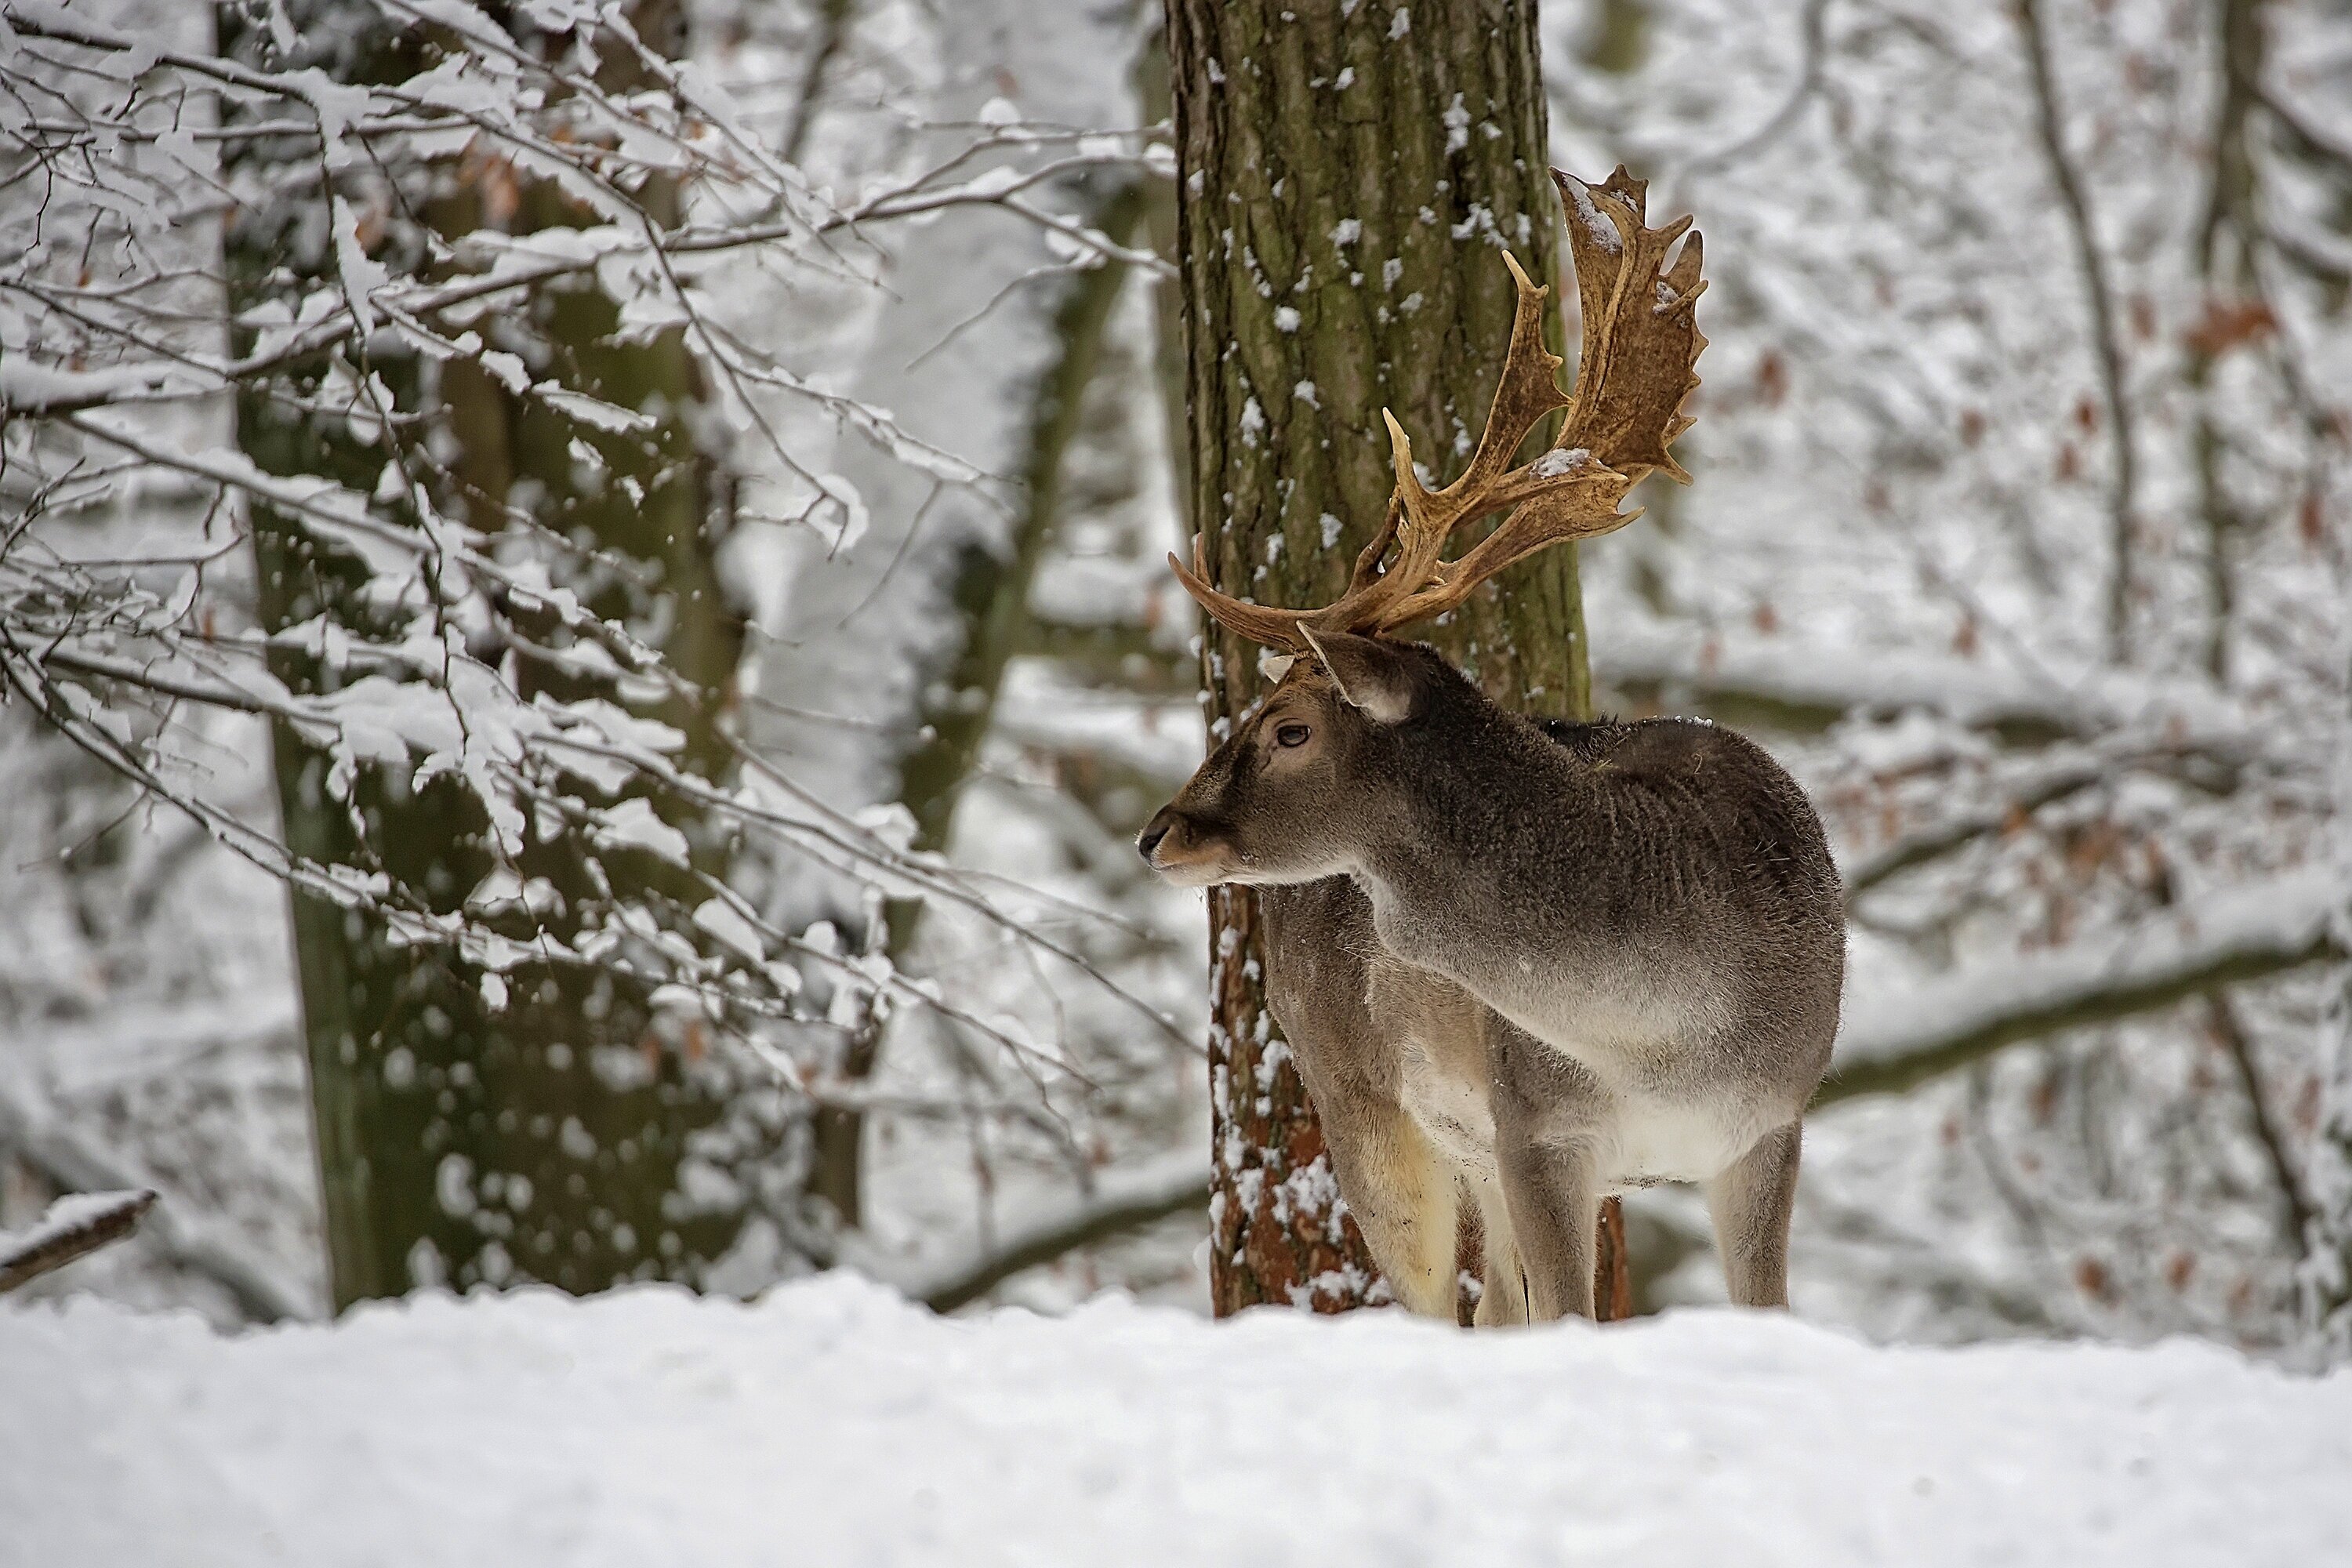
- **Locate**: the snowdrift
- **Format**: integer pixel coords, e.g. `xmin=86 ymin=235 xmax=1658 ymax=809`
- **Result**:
xmin=6 ymin=1276 xmax=2347 ymax=1566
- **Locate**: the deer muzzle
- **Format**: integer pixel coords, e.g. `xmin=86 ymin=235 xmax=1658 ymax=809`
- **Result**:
xmin=1137 ymin=805 xmax=1236 ymax=887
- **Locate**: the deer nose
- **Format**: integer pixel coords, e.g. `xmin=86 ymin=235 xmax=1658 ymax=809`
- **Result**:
xmin=1137 ymin=811 xmax=1178 ymax=864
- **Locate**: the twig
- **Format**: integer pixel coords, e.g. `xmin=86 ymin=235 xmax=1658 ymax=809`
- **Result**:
xmin=1842 ymin=760 xmax=2103 ymax=899
xmin=1840 ymin=745 xmax=2238 ymax=901
xmin=2204 ymin=993 xmax=2318 ymax=1253
xmin=1675 ymin=0 xmax=1831 ymax=186
xmin=0 ymin=1189 xmax=156 ymax=1293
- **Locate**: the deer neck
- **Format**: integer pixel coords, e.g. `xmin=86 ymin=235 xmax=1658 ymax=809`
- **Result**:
xmin=1349 ymin=704 xmax=1588 ymax=973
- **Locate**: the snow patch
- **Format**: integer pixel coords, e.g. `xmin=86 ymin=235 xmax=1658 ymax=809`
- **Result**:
xmin=1531 ymin=446 xmax=1590 ymax=478
xmin=3 ymin=1279 xmax=2349 ymax=1566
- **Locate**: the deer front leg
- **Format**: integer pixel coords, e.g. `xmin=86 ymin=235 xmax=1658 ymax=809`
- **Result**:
xmin=1309 ymin=1080 xmax=1460 ymax=1319
xmin=1704 ymin=1120 xmax=1801 ymax=1308
xmin=1487 ymin=1026 xmax=1604 ymax=1323
xmin=1467 ymin=1170 xmax=1529 ymax=1327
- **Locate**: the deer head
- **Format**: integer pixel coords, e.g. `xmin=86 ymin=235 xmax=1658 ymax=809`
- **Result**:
xmin=1141 ymin=168 xmax=1706 ymax=887
xmin=1137 ymin=630 xmax=1461 ymax=886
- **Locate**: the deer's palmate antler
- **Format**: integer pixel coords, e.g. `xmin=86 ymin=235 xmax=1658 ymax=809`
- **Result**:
xmin=1170 ymin=167 xmax=1705 ymax=649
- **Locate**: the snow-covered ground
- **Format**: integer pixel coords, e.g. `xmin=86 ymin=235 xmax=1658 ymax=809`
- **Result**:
xmin=7 ymin=1276 xmax=2347 ymax=1567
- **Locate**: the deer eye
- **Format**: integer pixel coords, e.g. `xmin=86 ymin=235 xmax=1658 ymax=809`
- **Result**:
xmin=1275 ymin=723 xmax=1312 ymax=748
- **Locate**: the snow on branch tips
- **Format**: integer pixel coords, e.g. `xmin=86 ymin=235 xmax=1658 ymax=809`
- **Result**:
xmin=0 ymin=1189 xmax=156 ymax=1294
xmin=0 ymin=0 xmax=1171 ymax=1137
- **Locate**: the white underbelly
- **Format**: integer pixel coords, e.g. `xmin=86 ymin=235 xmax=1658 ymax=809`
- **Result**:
xmin=1595 ymin=1097 xmax=1762 ymax=1190
xmin=1398 ymin=1052 xmax=1767 ymax=1191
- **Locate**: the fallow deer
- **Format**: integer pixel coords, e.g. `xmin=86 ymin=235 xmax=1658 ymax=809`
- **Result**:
xmin=1139 ymin=169 xmax=1845 ymax=1323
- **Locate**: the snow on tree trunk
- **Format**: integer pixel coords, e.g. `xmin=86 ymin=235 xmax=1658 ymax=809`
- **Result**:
xmin=223 ymin=0 xmax=775 ymax=1307
xmin=804 ymin=183 xmax=1148 ymax=1226
xmin=1165 ymin=0 xmax=1630 ymax=1316
xmin=749 ymin=0 xmax=1146 ymax=1229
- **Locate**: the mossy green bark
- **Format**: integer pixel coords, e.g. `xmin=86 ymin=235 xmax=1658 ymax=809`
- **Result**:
xmin=223 ymin=0 xmax=765 ymax=1308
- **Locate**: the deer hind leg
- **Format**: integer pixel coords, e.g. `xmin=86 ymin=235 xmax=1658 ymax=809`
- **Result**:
xmin=1704 ymin=1120 xmax=1801 ymax=1308
xmin=1487 ymin=1026 xmax=1603 ymax=1322
xmin=1313 ymin=1085 xmax=1459 ymax=1319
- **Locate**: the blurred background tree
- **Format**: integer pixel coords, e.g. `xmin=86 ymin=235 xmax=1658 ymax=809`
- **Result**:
xmin=220 ymin=0 xmax=779 ymax=1305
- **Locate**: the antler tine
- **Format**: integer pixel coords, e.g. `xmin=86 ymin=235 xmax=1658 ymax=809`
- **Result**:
xmin=1174 ymin=261 xmax=1567 ymax=652
xmin=1334 ymin=251 xmax=1572 ymax=631
xmin=1343 ymin=495 xmax=1403 ymax=597
xmin=1367 ymin=168 xmax=1707 ymax=633
xmin=1553 ymin=165 xmax=1707 ymax=485
xmin=1376 ymin=468 xmax=1640 ymax=630
xmin=1167 ymin=533 xmax=1316 ymax=652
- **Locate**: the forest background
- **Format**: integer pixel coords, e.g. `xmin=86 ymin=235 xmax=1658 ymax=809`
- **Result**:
xmin=2 ymin=0 xmax=2349 ymax=1362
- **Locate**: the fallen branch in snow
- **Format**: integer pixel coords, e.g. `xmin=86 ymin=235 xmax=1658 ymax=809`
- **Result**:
xmin=1822 ymin=871 xmax=2343 ymax=1105
xmin=0 ymin=1189 xmax=156 ymax=1294
xmin=0 ymin=1079 xmax=314 ymax=1323
xmin=905 ymin=1151 xmax=1210 ymax=1312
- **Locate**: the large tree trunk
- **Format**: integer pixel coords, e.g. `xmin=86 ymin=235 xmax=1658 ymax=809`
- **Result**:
xmin=223 ymin=1 xmax=770 ymax=1308
xmin=1166 ymin=0 xmax=1630 ymax=1316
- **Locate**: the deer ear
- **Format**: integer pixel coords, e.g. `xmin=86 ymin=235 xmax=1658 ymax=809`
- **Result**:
xmin=1299 ymin=627 xmax=1415 ymax=725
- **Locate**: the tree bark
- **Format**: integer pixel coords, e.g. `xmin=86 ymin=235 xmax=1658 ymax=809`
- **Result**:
xmin=1165 ymin=0 xmax=1629 ymax=1317
xmin=223 ymin=0 xmax=770 ymax=1308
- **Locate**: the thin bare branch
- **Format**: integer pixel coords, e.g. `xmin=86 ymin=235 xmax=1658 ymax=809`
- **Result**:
xmin=2013 ymin=0 xmax=2140 ymax=661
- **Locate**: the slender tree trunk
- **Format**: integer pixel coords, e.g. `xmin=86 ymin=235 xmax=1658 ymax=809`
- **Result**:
xmin=806 ymin=180 xmax=1149 ymax=1225
xmin=2187 ymin=0 xmax=2267 ymax=681
xmin=223 ymin=0 xmax=769 ymax=1307
xmin=2308 ymin=655 xmax=2352 ymax=1354
xmin=1165 ymin=0 xmax=1630 ymax=1316
xmin=2014 ymin=0 xmax=2140 ymax=662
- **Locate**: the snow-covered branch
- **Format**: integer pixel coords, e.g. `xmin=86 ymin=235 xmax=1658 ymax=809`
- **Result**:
xmin=1594 ymin=615 xmax=2257 ymax=752
xmin=1824 ymin=872 xmax=2343 ymax=1105
xmin=0 ymin=0 xmax=1172 ymax=1149
xmin=0 ymin=1189 xmax=155 ymax=1294
xmin=0 ymin=1073 xmax=314 ymax=1320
